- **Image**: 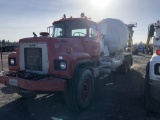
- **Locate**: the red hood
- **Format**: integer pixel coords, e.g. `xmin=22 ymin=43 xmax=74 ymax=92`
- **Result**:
xmin=19 ymin=37 xmax=85 ymax=54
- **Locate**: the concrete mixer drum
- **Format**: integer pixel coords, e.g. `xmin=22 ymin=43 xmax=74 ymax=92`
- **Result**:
xmin=98 ymin=18 xmax=129 ymax=55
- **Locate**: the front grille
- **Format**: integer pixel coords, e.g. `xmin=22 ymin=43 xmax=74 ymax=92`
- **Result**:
xmin=24 ymin=48 xmax=42 ymax=71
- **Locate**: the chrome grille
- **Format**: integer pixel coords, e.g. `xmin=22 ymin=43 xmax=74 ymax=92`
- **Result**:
xmin=24 ymin=48 xmax=42 ymax=71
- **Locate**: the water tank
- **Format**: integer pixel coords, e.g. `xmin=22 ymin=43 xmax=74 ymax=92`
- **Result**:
xmin=98 ymin=18 xmax=129 ymax=55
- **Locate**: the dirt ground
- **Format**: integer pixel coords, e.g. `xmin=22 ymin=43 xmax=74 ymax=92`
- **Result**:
xmin=0 ymin=53 xmax=160 ymax=120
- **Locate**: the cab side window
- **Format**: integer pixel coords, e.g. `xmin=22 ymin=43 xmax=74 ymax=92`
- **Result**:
xmin=54 ymin=28 xmax=63 ymax=37
xmin=89 ymin=25 xmax=97 ymax=39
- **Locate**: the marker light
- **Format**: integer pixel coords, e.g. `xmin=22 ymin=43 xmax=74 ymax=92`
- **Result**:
xmin=156 ymin=49 xmax=160 ymax=55
xmin=60 ymin=62 xmax=67 ymax=70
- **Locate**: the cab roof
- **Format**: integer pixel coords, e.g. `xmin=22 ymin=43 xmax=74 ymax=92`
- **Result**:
xmin=52 ymin=17 xmax=96 ymax=25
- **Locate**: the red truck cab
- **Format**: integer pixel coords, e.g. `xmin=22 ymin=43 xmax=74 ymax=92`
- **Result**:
xmin=0 ymin=15 xmax=100 ymax=110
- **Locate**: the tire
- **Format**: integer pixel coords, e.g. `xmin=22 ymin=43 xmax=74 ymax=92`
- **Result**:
xmin=127 ymin=55 xmax=132 ymax=71
xmin=17 ymin=91 xmax=37 ymax=98
xmin=120 ymin=56 xmax=128 ymax=74
xmin=65 ymin=68 xmax=94 ymax=110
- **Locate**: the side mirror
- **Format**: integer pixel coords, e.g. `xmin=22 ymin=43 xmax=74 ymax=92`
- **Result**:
xmin=47 ymin=26 xmax=54 ymax=37
xmin=149 ymin=24 xmax=155 ymax=37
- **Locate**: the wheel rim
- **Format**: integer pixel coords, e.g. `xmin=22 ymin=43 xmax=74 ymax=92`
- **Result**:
xmin=82 ymin=79 xmax=91 ymax=101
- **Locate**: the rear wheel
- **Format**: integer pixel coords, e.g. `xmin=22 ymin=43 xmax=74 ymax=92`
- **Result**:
xmin=127 ymin=55 xmax=132 ymax=71
xmin=65 ymin=68 xmax=94 ymax=110
xmin=120 ymin=56 xmax=129 ymax=74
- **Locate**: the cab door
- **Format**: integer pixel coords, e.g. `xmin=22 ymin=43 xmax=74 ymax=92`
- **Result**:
xmin=85 ymin=24 xmax=100 ymax=58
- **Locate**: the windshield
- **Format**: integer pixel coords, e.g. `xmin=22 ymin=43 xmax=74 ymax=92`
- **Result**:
xmin=52 ymin=20 xmax=87 ymax=38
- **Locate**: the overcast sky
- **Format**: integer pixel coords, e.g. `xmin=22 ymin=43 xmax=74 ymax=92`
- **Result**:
xmin=0 ymin=0 xmax=159 ymax=43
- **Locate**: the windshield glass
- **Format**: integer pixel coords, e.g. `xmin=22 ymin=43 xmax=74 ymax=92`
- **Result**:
xmin=52 ymin=20 xmax=87 ymax=38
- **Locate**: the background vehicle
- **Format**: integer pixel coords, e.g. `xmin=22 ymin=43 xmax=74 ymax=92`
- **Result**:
xmin=0 ymin=13 xmax=136 ymax=110
xmin=145 ymin=20 xmax=160 ymax=112
xmin=132 ymin=47 xmax=138 ymax=55
xmin=0 ymin=45 xmax=16 ymax=52
xmin=125 ymin=23 xmax=137 ymax=55
xmin=143 ymin=45 xmax=153 ymax=55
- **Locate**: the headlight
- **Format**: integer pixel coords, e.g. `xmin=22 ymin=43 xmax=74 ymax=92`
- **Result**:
xmin=60 ymin=62 xmax=67 ymax=70
xmin=9 ymin=57 xmax=16 ymax=66
xmin=10 ymin=59 xmax=15 ymax=65
xmin=54 ymin=60 xmax=67 ymax=71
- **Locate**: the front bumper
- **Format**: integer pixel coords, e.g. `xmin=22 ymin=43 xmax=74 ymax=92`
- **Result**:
xmin=149 ymin=79 xmax=160 ymax=101
xmin=0 ymin=71 xmax=66 ymax=92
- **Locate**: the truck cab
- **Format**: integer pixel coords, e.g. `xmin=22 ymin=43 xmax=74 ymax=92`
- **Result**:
xmin=51 ymin=17 xmax=100 ymax=58
xmin=0 ymin=14 xmax=135 ymax=110
xmin=8 ymin=16 xmax=100 ymax=79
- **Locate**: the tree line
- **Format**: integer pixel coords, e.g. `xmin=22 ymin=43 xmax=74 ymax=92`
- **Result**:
xmin=0 ymin=40 xmax=18 ymax=46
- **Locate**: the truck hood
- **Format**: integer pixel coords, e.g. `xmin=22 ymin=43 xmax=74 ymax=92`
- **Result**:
xmin=18 ymin=37 xmax=86 ymax=75
xmin=19 ymin=37 xmax=85 ymax=54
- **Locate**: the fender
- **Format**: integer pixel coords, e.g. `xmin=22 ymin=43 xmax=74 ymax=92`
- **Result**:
xmin=69 ymin=52 xmax=92 ymax=79
xmin=51 ymin=52 xmax=92 ymax=79
xmin=71 ymin=59 xmax=92 ymax=79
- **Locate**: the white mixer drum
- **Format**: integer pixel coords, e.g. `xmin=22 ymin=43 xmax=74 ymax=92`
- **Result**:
xmin=98 ymin=18 xmax=129 ymax=54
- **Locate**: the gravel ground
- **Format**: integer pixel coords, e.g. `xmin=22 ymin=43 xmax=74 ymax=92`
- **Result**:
xmin=0 ymin=53 xmax=160 ymax=120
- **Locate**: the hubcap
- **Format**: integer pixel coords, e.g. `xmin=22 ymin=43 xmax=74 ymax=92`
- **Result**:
xmin=82 ymin=79 xmax=91 ymax=101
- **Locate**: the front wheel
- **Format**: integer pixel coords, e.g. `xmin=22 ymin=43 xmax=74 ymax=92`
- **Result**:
xmin=65 ymin=68 xmax=94 ymax=110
